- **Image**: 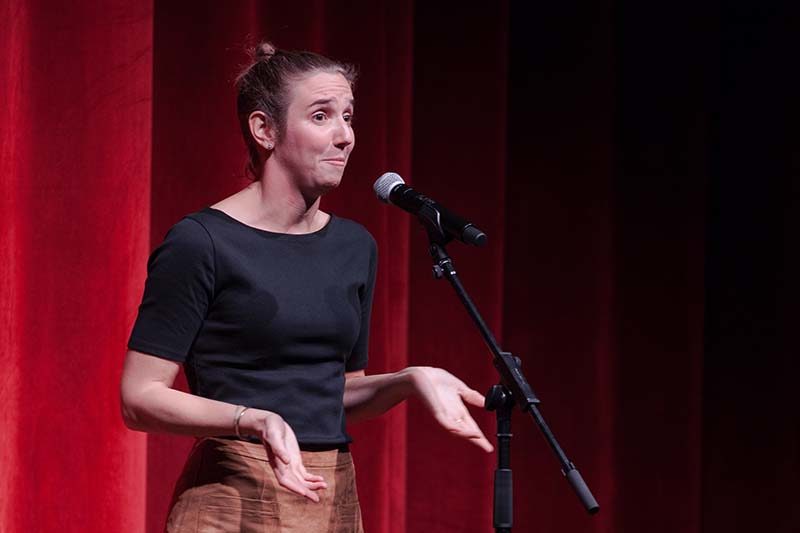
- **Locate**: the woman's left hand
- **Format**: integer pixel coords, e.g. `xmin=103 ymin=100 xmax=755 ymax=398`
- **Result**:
xmin=406 ymin=366 xmax=494 ymax=453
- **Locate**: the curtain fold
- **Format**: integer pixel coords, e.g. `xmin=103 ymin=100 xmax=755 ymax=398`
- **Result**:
xmin=405 ymin=3 xmax=508 ymax=531
xmin=0 ymin=1 xmax=152 ymax=531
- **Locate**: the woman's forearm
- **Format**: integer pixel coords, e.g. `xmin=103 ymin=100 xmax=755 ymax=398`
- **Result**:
xmin=345 ymin=366 xmax=494 ymax=452
xmin=343 ymin=368 xmax=418 ymax=423
xmin=121 ymin=377 xmax=329 ymax=500
xmin=120 ymin=349 xmax=272 ymax=438
xmin=121 ymin=383 xmax=247 ymax=436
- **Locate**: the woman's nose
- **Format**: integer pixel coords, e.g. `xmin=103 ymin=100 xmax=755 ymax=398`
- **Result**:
xmin=333 ymin=117 xmax=353 ymax=147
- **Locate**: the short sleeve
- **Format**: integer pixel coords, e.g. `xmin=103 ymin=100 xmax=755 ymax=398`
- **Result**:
xmin=128 ymin=217 xmax=215 ymax=362
xmin=346 ymin=234 xmax=377 ymax=372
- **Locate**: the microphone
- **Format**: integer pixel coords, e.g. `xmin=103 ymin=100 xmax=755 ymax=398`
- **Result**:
xmin=373 ymin=172 xmax=487 ymax=246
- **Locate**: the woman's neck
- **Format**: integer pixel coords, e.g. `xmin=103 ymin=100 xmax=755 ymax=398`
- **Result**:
xmin=212 ymin=174 xmax=328 ymax=235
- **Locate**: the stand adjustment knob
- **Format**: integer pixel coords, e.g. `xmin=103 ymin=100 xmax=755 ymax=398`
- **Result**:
xmin=485 ymin=384 xmax=513 ymax=411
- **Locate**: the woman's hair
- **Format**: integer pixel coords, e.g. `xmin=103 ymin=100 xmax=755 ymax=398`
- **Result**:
xmin=236 ymin=41 xmax=358 ymax=179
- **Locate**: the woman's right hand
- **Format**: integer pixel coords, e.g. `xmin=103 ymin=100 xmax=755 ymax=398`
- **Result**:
xmin=120 ymin=351 xmax=327 ymax=502
xmin=242 ymin=409 xmax=328 ymax=502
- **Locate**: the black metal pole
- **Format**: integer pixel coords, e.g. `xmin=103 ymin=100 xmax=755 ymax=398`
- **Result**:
xmin=427 ymin=240 xmax=600 ymax=523
xmin=486 ymin=384 xmax=514 ymax=532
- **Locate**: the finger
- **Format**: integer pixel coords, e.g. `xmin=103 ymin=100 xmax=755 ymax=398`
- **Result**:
xmin=304 ymin=479 xmax=328 ymax=490
xmin=295 ymin=460 xmax=325 ymax=485
xmin=264 ymin=440 xmax=292 ymax=466
xmin=462 ymin=419 xmax=494 ymax=453
xmin=303 ymin=472 xmax=326 ymax=483
xmin=462 ymin=388 xmax=487 ymax=408
xmin=274 ymin=471 xmax=323 ymax=502
xmin=298 ymin=480 xmax=322 ymax=502
xmin=295 ymin=466 xmax=327 ymax=490
xmin=288 ymin=462 xmax=325 ymax=489
xmin=303 ymin=488 xmax=321 ymax=503
xmin=471 ymin=433 xmax=494 ymax=453
xmin=458 ymin=426 xmax=494 ymax=453
xmin=447 ymin=414 xmax=494 ymax=453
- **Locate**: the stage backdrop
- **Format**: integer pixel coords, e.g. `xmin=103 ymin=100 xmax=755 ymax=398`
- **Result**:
xmin=2 ymin=1 xmax=797 ymax=533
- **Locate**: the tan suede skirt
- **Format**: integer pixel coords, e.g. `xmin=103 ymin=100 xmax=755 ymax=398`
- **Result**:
xmin=165 ymin=437 xmax=363 ymax=532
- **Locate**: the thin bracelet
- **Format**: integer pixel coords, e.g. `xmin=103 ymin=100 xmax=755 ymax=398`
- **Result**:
xmin=234 ymin=406 xmax=250 ymax=439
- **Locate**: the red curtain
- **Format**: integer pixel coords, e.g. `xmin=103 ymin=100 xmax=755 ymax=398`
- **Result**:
xmin=5 ymin=1 xmax=796 ymax=533
xmin=0 ymin=1 xmax=152 ymax=531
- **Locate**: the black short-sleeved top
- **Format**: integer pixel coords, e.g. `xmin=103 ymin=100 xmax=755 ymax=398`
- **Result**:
xmin=128 ymin=207 xmax=377 ymax=445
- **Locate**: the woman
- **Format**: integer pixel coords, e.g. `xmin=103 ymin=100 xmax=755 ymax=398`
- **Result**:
xmin=120 ymin=42 xmax=492 ymax=532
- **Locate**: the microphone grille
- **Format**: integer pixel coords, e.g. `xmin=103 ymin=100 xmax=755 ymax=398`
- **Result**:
xmin=373 ymin=172 xmax=405 ymax=203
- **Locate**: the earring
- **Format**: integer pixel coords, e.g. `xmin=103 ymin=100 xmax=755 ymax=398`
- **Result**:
xmin=266 ymin=143 xmax=274 ymax=150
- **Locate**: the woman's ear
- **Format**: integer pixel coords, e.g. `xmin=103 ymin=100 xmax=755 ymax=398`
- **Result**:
xmin=248 ymin=111 xmax=276 ymax=151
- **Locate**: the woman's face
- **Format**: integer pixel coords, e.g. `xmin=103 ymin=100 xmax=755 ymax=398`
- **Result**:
xmin=274 ymin=71 xmax=355 ymax=195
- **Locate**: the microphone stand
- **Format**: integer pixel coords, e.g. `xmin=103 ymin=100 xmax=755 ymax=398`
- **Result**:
xmin=417 ymin=205 xmax=599 ymax=532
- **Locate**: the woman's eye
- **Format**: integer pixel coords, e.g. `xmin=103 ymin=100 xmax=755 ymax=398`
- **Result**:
xmin=344 ymin=114 xmax=354 ymax=124
xmin=312 ymin=112 xmax=327 ymax=121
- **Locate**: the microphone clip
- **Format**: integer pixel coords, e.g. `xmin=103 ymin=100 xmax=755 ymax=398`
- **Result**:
xmin=417 ymin=202 xmax=453 ymax=247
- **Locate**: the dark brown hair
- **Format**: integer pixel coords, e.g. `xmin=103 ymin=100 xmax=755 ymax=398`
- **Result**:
xmin=236 ymin=41 xmax=358 ymax=179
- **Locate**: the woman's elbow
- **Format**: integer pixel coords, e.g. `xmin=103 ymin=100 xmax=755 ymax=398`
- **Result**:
xmin=119 ymin=350 xmax=180 ymax=432
xmin=119 ymin=381 xmax=147 ymax=431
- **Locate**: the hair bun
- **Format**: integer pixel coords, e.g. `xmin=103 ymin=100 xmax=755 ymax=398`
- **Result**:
xmin=255 ymin=41 xmax=277 ymax=61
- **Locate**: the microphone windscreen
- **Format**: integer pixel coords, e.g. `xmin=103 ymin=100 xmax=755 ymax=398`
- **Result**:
xmin=373 ymin=172 xmax=404 ymax=203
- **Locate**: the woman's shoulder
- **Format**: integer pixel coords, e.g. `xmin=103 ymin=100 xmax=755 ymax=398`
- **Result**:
xmin=143 ymin=212 xmax=216 ymax=277
xmin=153 ymin=210 xmax=218 ymax=258
xmin=330 ymin=215 xmax=377 ymax=248
xmin=162 ymin=210 xmax=212 ymax=238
